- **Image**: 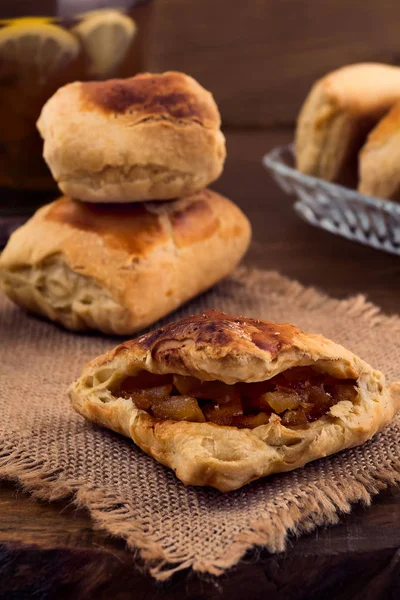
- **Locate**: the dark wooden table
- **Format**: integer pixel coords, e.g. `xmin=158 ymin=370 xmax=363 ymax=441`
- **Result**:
xmin=1 ymin=129 xmax=400 ymax=600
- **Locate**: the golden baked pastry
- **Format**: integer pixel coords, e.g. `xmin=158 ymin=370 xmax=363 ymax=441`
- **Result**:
xmin=37 ymin=71 xmax=226 ymax=202
xmin=295 ymin=63 xmax=400 ymax=184
xmin=358 ymin=101 xmax=400 ymax=199
xmin=69 ymin=310 xmax=400 ymax=492
xmin=0 ymin=193 xmax=250 ymax=334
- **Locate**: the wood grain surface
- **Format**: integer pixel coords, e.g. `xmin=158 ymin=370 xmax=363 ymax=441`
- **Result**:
xmin=148 ymin=0 xmax=400 ymax=126
xmin=1 ymin=129 xmax=400 ymax=599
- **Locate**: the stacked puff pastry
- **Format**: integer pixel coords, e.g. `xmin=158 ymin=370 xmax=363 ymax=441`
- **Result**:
xmin=295 ymin=62 xmax=400 ymax=200
xmin=0 ymin=72 xmax=251 ymax=334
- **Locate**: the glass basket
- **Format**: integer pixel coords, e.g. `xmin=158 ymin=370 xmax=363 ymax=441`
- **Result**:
xmin=263 ymin=144 xmax=400 ymax=256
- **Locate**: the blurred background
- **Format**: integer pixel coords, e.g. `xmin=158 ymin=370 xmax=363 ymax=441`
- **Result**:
xmin=3 ymin=0 xmax=400 ymax=239
xmin=148 ymin=0 xmax=400 ymax=126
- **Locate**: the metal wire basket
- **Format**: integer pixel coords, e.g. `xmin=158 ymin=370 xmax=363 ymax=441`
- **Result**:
xmin=263 ymin=144 xmax=400 ymax=256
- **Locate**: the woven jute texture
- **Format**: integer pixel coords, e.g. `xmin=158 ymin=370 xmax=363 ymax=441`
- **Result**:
xmin=1 ymin=267 xmax=400 ymax=580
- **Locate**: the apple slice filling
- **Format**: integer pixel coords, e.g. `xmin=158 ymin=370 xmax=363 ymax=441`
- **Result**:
xmin=115 ymin=366 xmax=358 ymax=428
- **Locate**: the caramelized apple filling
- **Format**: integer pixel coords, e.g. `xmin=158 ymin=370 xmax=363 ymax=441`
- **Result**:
xmin=116 ymin=366 xmax=358 ymax=429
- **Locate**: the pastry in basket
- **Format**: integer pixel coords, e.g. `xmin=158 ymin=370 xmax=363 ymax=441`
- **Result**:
xmin=296 ymin=63 xmax=400 ymax=184
xmin=69 ymin=310 xmax=400 ymax=492
xmin=0 ymin=193 xmax=250 ymax=334
xmin=37 ymin=71 xmax=226 ymax=202
xmin=358 ymin=101 xmax=400 ymax=200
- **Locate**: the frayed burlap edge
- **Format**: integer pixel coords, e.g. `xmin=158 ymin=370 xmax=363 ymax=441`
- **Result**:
xmin=1 ymin=438 xmax=399 ymax=581
xmin=1 ymin=267 xmax=400 ymax=581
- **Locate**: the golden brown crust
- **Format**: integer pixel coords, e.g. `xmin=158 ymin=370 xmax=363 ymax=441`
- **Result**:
xmin=363 ymin=102 xmax=400 ymax=146
xmin=81 ymin=72 xmax=220 ymax=127
xmin=0 ymin=195 xmax=251 ymax=334
xmin=125 ymin=310 xmax=300 ymax=370
xmin=358 ymin=102 xmax=400 ymax=199
xmin=295 ymin=63 xmax=400 ymax=183
xmin=69 ymin=311 xmax=400 ymax=491
xmin=88 ymin=309 xmax=360 ymax=382
xmin=37 ymin=72 xmax=226 ymax=202
xmin=168 ymin=194 xmax=220 ymax=247
xmin=45 ymin=197 xmax=167 ymax=255
xmin=43 ymin=192 xmax=221 ymax=253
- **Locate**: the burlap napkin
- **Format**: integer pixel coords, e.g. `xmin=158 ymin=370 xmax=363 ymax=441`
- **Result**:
xmin=1 ymin=267 xmax=399 ymax=581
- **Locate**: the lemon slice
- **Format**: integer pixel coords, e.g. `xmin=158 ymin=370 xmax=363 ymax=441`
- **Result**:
xmin=73 ymin=10 xmax=136 ymax=79
xmin=0 ymin=22 xmax=79 ymax=85
xmin=0 ymin=17 xmax=56 ymax=26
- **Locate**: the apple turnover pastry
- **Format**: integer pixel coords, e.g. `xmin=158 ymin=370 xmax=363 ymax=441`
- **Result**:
xmin=0 ymin=194 xmax=250 ymax=334
xmin=69 ymin=310 xmax=400 ymax=491
xmin=296 ymin=63 xmax=400 ymax=184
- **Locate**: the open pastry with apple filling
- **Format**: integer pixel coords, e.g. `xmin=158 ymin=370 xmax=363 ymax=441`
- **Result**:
xmin=115 ymin=367 xmax=358 ymax=429
xmin=69 ymin=310 xmax=400 ymax=492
